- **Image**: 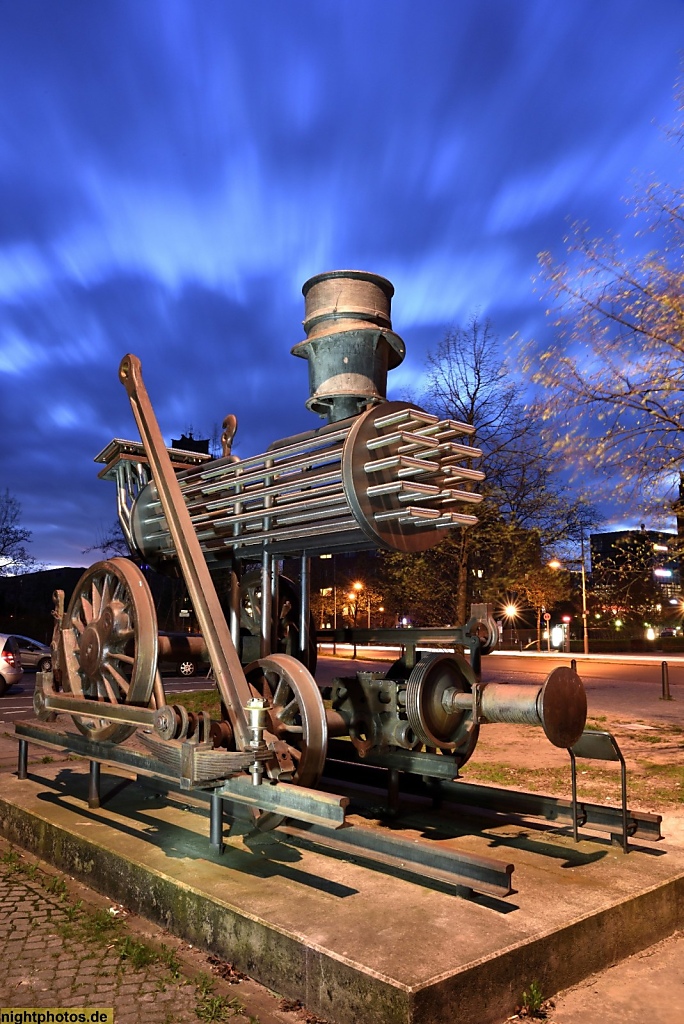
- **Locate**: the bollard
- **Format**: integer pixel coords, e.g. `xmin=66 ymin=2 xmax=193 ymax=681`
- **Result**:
xmin=661 ymin=661 xmax=674 ymax=701
xmin=17 ymin=739 xmax=28 ymax=780
xmin=571 ymin=658 xmax=577 ymax=673
xmin=88 ymin=760 xmax=101 ymax=808
xmin=210 ymin=792 xmax=225 ymax=853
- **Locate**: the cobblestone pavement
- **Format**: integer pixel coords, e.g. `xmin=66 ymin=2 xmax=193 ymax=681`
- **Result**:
xmin=0 ymin=836 xmax=301 ymax=1024
xmin=0 ymin=846 xmax=195 ymax=1021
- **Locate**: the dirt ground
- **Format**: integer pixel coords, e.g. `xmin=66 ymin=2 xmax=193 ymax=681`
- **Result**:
xmin=461 ymin=711 xmax=684 ymax=814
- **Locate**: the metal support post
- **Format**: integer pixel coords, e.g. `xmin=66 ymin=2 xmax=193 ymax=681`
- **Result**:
xmin=210 ymin=792 xmax=225 ymax=853
xmin=571 ymin=658 xmax=577 ymax=673
xmin=88 ymin=761 xmax=101 ymax=809
xmin=271 ymin=556 xmax=280 ymax=653
xmin=469 ymin=637 xmax=482 ymax=681
xmin=260 ymin=550 xmax=273 ymax=659
xmin=229 ymin=565 xmax=241 ymax=650
xmin=569 ymin=748 xmax=579 ymax=843
xmin=300 ymin=555 xmax=311 ymax=657
xmin=17 ymin=739 xmax=28 ymax=780
xmin=580 ymin=531 xmax=589 ymax=655
xmin=387 ymin=768 xmax=400 ymax=816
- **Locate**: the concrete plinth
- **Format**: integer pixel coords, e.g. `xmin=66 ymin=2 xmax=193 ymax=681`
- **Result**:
xmin=0 ymin=762 xmax=682 ymax=1024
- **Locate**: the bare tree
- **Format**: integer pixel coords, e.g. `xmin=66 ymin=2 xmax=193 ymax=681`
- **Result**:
xmin=83 ymin=519 xmax=130 ymax=558
xmin=0 ymin=490 xmax=38 ymax=575
xmin=515 ymin=566 xmax=571 ymax=651
xmin=391 ymin=317 xmax=591 ymax=624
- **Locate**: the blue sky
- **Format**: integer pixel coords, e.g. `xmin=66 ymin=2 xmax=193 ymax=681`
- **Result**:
xmin=1 ymin=0 xmax=683 ymax=568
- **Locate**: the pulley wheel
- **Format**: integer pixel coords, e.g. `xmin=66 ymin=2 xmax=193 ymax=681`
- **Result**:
xmin=61 ymin=558 xmax=157 ymax=743
xmin=405 ymin=653 xmax=480 ymax=765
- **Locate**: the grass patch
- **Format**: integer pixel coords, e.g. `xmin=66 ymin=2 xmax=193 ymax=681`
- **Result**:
xmin=169 ymin=689 xmax=221 ymax=719
xmin=195 ymin=994 xmax=245 ymax=1022
xmin=465 ymin=755 xmax=684 ymax=809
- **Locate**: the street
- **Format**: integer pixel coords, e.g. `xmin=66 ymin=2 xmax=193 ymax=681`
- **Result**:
xmin=2 ymin=649 xmax=681 ymax=727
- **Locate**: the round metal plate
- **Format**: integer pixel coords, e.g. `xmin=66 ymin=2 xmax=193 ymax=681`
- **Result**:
xmin=538 ymin=666 xmax=587 ymax=748
xmin=342 ymin=401 xmax=450 ymax=553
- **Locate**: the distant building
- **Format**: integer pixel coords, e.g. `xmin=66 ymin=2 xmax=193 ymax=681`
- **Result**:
xmin=590 ymin=527 xmax=680 ymax=607
xmin=171 ymin=432 xmax=210 ymax=455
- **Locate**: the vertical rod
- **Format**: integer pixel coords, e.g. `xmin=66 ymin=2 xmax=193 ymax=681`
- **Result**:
xmin=571 ymin=658 xmax=577 ymax=673
xmin=229 ymin=566 xmax=241 ymax=650
xmin=270 ymin=556 xmax=280 ymax=653
xmin=469 ymin=637 xmax=482 ymax=682
xmin=17 ymin=739 xmax=28 ymax=780
xmin=661 ymin=661 xmax=673 ymax=701
xmin=260 ymin=550 xmax=273 ymax=659
xmin=620 ymin=755 xmax=629 ymax=854
xmin=300 ymin=555 xmax=311 ymax=657
xmin=569 ymin=749 xmax=579 ymax=843
xmin=210 ymin=793 xmax=225 ymax=853
xmin=88 ymin=761 xmax=101 ymax=809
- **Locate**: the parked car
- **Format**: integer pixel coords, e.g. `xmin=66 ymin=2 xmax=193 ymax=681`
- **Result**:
xmin=0 ymin=634 xmax=23 ymax=694
xmin=11 ymin=634 xmax=52 ymax=672
xmin=158 ymin=631 xmax=209 ymax=678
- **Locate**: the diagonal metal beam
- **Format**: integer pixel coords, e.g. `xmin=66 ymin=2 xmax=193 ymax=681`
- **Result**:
xmin=119 ymin=354 xmax=252 ymax=748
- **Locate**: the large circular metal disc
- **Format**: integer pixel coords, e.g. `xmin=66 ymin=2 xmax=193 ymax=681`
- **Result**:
xmin=245 ymin=653 xmax=328 ymax=789
xmin=405 ymin=653 xmax=480 ymax=764
xmin=61 ymin=558 xmax=157 ymax=743
xmin=538 ymin=666 xmax=587 ymax=748
xmin=342 ymin=401 xmax=453 ymax=553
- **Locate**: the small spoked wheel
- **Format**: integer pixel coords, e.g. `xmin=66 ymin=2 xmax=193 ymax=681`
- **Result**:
xmin=245 ymin=653 xmax=328 ymax=789
xmin=244 ymin=653 xmax=328 ymax=832
xmin=61 ymin=558 xmax=157 ymax=743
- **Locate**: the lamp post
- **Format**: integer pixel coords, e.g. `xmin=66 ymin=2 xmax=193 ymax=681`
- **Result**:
xmin=352 ymin=580 xmax=370 ymax=628
xmin=579 ymin=532 xmax=589 ymax=655
xmin=549 ymin=535 xmax=589 ymax=655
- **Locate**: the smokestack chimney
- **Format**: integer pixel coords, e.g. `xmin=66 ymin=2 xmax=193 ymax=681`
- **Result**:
xmin=292 ymin=270 xmax=406 ymax=422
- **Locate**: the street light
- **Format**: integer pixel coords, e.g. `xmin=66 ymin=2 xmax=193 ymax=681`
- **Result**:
xmin=548 ymin=534 xmax=589 ymax=655
xmin=352 ymin=580 xmax=371 ymax=627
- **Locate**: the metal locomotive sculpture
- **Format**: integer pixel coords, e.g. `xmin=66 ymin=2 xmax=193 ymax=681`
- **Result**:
xmin=29 ymin=270 xmax=588 ymax=857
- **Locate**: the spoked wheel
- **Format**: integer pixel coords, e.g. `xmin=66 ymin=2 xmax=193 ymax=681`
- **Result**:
xmin=245 ymin=653 xmax=328 ymax=789
xmin=240 ymin=571 xmax=317 ymax=674
xmin=61 ymin=558 xmax=157 ymax=743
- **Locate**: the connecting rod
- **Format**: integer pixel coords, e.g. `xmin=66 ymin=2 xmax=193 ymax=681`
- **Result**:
xmin=119 ymin=354 xmax=252 ymax=749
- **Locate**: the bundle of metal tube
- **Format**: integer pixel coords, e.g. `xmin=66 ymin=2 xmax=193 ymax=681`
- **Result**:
xmin=96 ymin=270 xmax=485 ymax=564
xmin=118 ymin=403 xmax=483 ymax=564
